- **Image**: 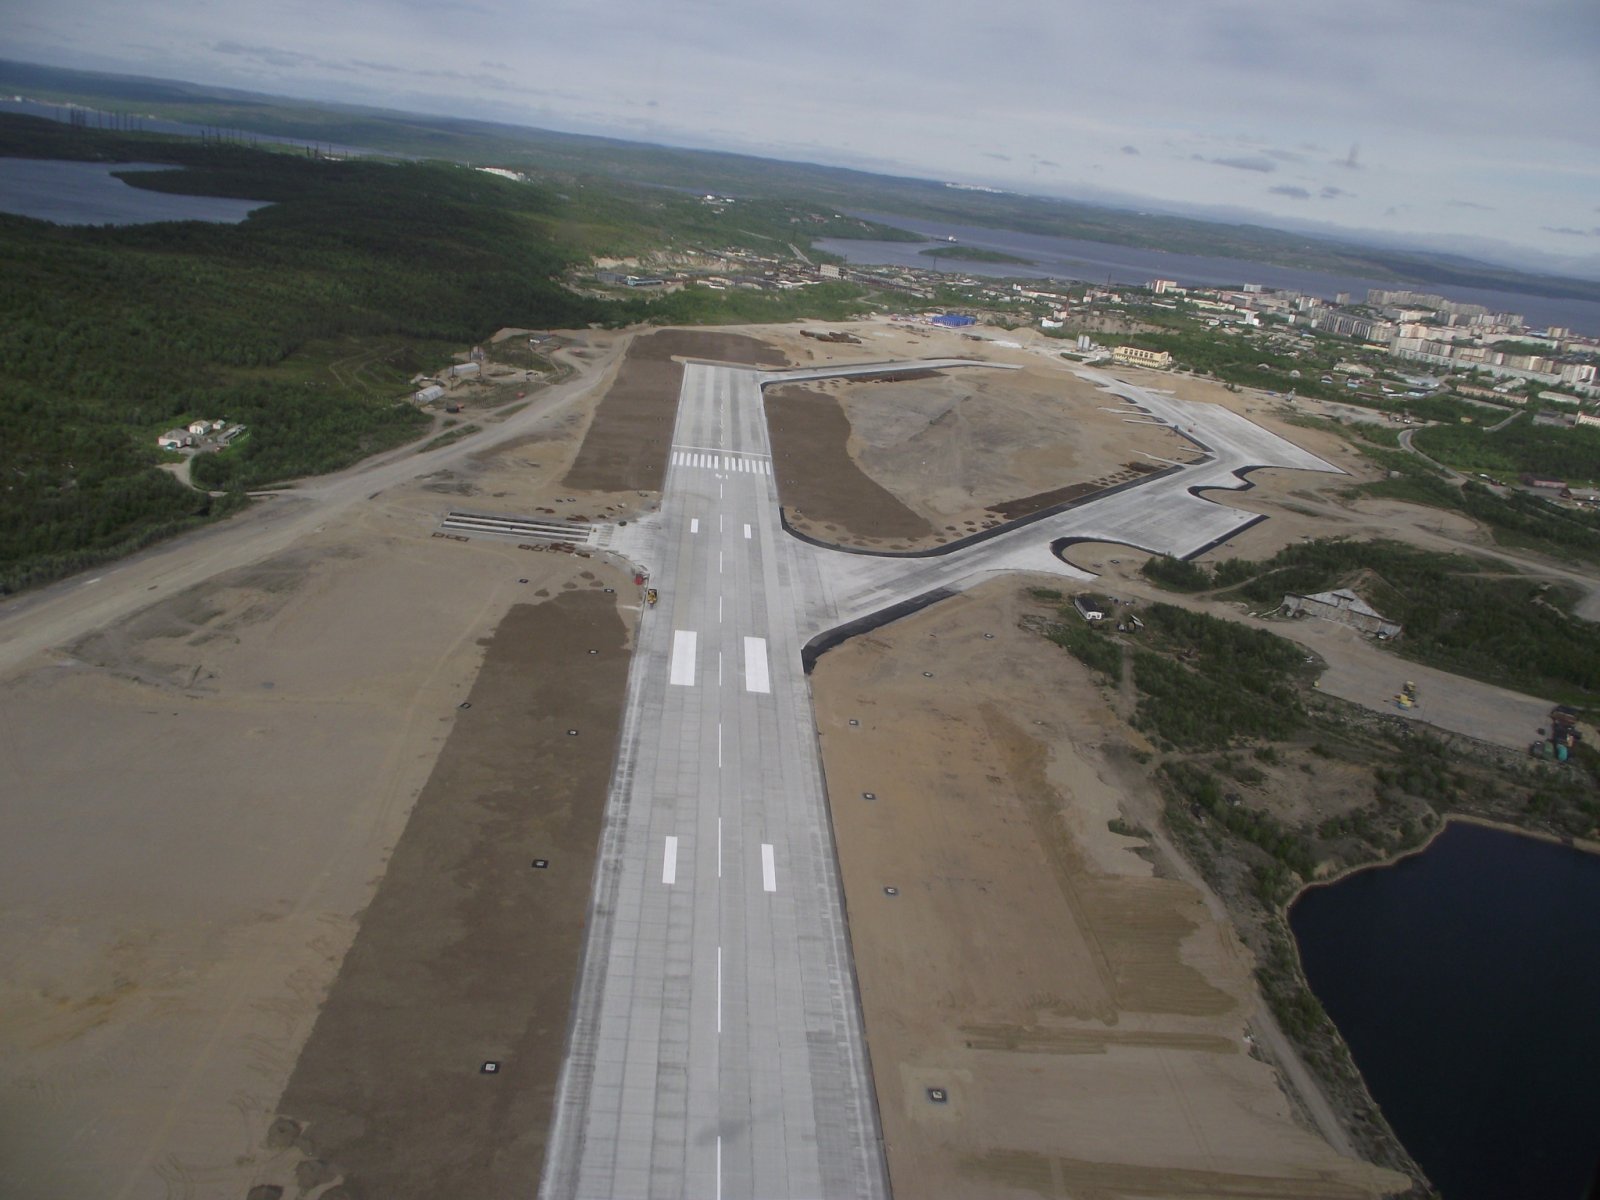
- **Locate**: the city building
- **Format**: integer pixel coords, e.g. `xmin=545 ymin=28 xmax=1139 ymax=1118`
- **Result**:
xmin=1111 ymin=345 xmax=1172 ymax=369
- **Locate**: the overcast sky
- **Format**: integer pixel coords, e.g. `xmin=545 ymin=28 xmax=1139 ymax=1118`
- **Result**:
xmin=8 ymin=0 xmax=1600 ymax=272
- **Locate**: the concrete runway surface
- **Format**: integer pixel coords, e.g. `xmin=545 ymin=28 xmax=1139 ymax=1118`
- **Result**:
xmin=540 ymin=358 xmax=1338 ymax=1198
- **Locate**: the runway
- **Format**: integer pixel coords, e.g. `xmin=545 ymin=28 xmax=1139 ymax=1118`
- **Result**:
xmin=541 ymin=357 xmax=1339 ymax=1198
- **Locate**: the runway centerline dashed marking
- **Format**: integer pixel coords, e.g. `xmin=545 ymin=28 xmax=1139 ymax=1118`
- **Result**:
xmin=663 ymin=836 xmax=678 ymax=885
xmin=690 ymin=517 xmax=699 ymax=534
xmin=761 ymin=843 xmax=777 ymax=893
xmin=743 ymin=524 xmax=751 ymax=540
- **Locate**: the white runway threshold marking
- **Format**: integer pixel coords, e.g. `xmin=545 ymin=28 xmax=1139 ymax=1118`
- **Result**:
xmin=670 ymin=630 xmax=697 ymax=687
xmin=743 ymin=636 xmax=770 ymax=694
xmin=663 ymin=836 xmax=678 ymax=885
xmin=761 ymin=843 xmax=777 ymax=892
xmin=690 ymin=517 xmax=699 ymax=534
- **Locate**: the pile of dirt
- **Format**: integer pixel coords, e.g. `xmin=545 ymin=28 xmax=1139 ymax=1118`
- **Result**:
xmin=562 ymin=329 xmax=784 ymax=493
xmin=271 ymin=587 xmax=631 ymax=1198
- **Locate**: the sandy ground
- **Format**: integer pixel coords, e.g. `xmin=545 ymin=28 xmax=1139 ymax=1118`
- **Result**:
xmin=813 ymin=581 xmax=1408 ymax=1198
xmin=0 ymin=335 xmax=643 ymax=1200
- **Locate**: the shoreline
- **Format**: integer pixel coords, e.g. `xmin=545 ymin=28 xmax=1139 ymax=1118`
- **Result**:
xmin=1294 ymin=810 xmax=1600 ymax=904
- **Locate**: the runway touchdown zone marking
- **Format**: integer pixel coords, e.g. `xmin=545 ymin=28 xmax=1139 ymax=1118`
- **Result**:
xmin=670 ymin=630 xmax=698 ymax=687
xmin=743 ymin=636 xmax=770 ymax=694
xmin=761 ymin=843 xmax=777 ymax=893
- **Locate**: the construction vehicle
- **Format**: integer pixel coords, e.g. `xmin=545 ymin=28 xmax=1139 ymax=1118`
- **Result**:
xmin=645 ymin=588 xmax=658 ymax=607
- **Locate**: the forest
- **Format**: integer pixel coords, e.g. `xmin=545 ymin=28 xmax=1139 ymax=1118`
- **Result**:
xmin=0 ymin=115 xmax=871 ymax=592
xmin=1412 ymin=415 xmax=1600 ymax=486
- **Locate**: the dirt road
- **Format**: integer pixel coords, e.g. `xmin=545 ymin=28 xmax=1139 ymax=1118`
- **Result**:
xmin=0 ymin=332 xmax=630 ymax=679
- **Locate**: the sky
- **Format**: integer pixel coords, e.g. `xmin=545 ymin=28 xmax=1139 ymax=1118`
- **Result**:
xmin=7 ymin=0 xmax=1600 ymax=275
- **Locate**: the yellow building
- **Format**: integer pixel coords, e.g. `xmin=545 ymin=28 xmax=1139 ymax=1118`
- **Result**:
xmin=1112 ymin=345 xmax=1173 ymax=369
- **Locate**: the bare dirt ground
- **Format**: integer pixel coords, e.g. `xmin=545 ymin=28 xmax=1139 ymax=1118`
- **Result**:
xmin=0 ymin=331 xmax=645 ymax=1200
xmin=269 ymin=588 xmax=630 ymax=1199
xmin=755 ymin=327 xmax=1196 ymax=548
xmin=766 ymin=383 xmax=936 ymax=544
xmin=813 ymin=581 xmax=1407 ymax=1199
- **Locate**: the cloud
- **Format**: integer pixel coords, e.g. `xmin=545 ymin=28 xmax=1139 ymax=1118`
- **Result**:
xmin=1196 ymin=154 xmax=1277 ymax=173
xmin=982 ymin=152 xmax=1011 ymax=162
xmin=1120 ymin=144 xmax=1139 ymax=155
xmin=1269 ymin=185 xmax=1311 ymax=199
xmin=1335 ymin=143 xmax=1362 ymax=170
xmin=211 ymin=40 xmax=321 ymax=69
xmin=1542 ymin=226 xmax=1600 ymax=237
xmin=1320 ymin=185 xmax=1351 ymax=200
xmin=1446 ymin=200 xmax=1495 ymax=211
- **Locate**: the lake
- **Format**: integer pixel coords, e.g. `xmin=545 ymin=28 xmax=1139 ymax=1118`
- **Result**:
xmin=0 ymin=158 xmax=270 ymax=225
xmin=1290 ymin=821 xmax=1600 ymax=1198
xmin=817 ymin=213 xmax=1600 ymax=336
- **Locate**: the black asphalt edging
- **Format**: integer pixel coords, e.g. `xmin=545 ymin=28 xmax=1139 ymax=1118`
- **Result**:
xmin=779 ymin=462 xmax=1189 ymax=560
xmin=801 ymin=587 xmax=959 ymax=674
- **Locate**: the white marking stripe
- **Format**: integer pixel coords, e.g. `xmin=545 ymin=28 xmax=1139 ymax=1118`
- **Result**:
xmin=743 ymin=524 xmax=752 ymax=539
xmin=744 ymin=636 xmax=770 ymax=694
xmin=668 ymin=451 xmax=771 ymax=474
xmin=670 ymin=630 xmax=697 ymax=687
xmin=761 ymin=843 xmax=776 ymax=892
xmin=690 ymin=517 xmax=699 ymax=533
xmin=663 ymin=836 xmax=678 ymax=885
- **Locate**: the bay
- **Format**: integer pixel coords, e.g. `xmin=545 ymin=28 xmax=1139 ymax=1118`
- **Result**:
xmin=818 ymin=213 xmax=1600 ymax=336
xmin=0 ymin=157 xmax=270 ymax=225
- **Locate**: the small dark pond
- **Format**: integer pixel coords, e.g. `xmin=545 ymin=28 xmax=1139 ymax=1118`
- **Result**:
xmin=1291 ymin=821 xmax=1600 ymax=1198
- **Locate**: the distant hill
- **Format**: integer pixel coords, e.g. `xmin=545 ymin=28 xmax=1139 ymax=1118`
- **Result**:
xmin=4 ymin=57 xmax=1600 ymax=307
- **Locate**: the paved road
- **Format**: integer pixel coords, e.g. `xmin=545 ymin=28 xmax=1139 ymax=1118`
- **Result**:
xmin=544 ymin=360 xmax=1344 ymax=1197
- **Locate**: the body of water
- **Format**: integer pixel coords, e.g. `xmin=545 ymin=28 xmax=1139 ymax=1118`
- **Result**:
xmin=0 ymin=157 xmax=270 ymax=225
xmin=817 ymin=213 xmax=1600 ymax=336
xmin=1290 ymin=821 xmax=1600 ymax=1198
